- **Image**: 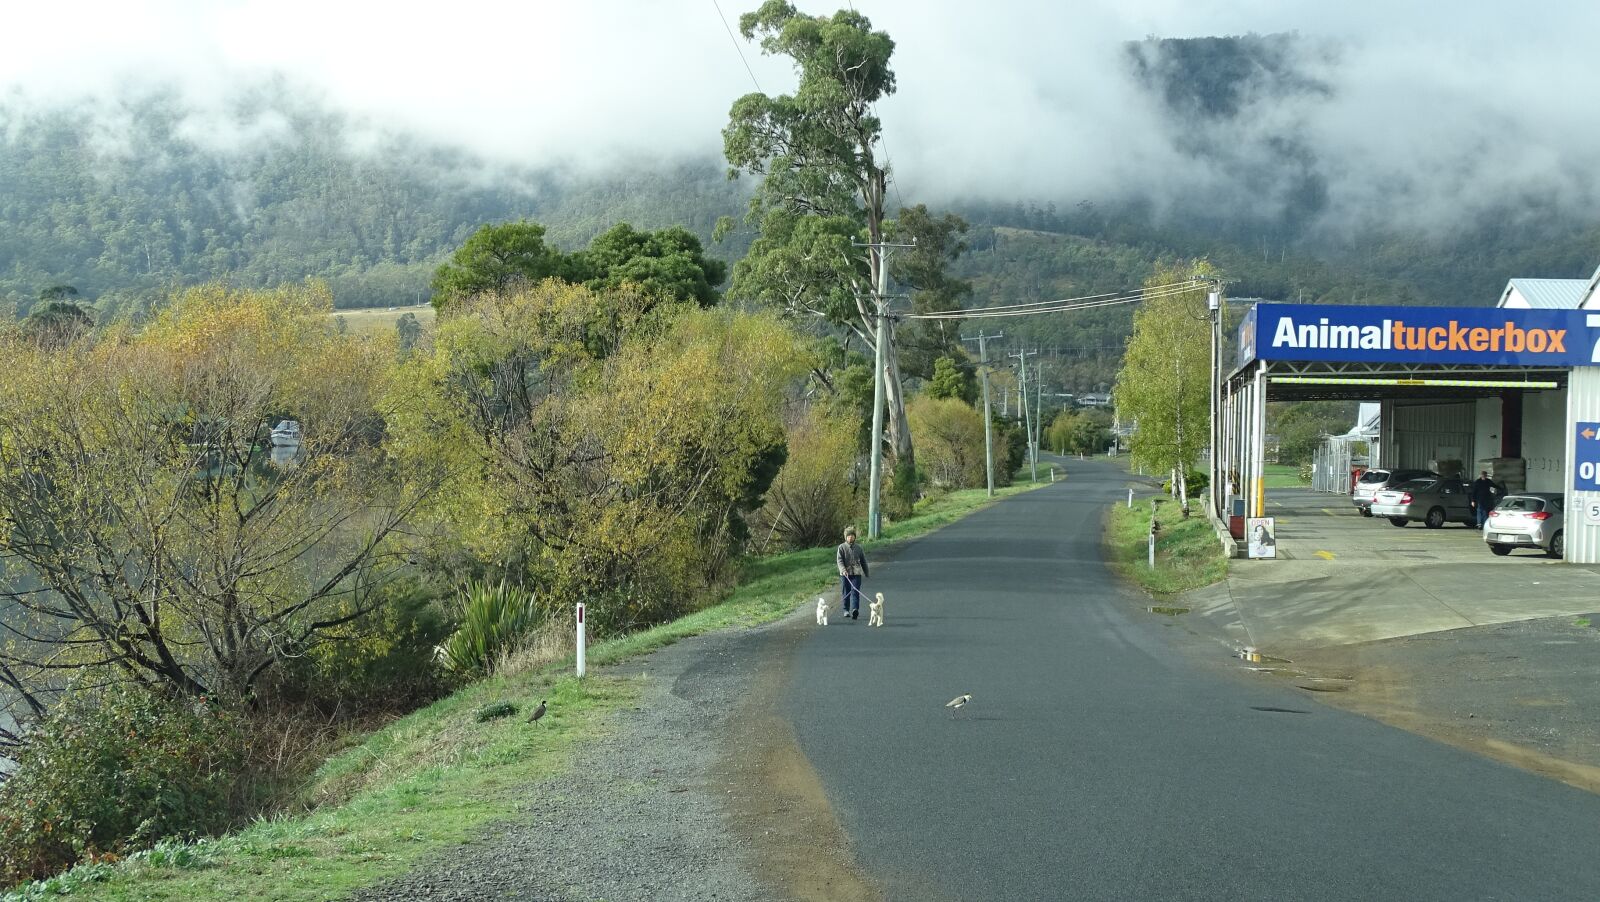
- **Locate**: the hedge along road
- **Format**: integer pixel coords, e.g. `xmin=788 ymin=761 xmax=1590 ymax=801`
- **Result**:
xmin=778 ymin=457 xmax=1600 ymax=901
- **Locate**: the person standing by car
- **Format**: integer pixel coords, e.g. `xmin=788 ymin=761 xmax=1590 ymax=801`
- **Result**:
xmin=836 ymin=526 xmax=869 ymax=620
xmin=1470 ymin=470 xmax=1504 ymax=529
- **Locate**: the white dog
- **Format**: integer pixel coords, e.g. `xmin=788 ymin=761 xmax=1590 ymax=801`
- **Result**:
xmin=868 ymin=592 xmax=884 ymax=627
xmin=815 ymin=596 xmax=828 ymax=626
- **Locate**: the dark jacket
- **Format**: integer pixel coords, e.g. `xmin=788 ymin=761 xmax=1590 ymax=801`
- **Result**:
xmin=836 ymin=541 xmax=869 ymax=578
xmin=1470 ymin=476 xmax=1503 ymax=509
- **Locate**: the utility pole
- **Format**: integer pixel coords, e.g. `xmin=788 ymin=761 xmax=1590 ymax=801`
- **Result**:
xmin=962 ymin=330 xmax=1002 ymax=497
xmin=1034 ymin=356 xmax=1045 ymax=473
xmin=1208 ymin=285 xmax=1222 ymax=520
xmin=1010 ymin=349 xmax=1038 ymax=482
xmin=857 ymin=238 xmax=916 ymax=540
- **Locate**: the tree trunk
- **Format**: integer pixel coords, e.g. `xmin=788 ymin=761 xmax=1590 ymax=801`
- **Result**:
xmin=882 ymin=318 xmax=915 ymax=471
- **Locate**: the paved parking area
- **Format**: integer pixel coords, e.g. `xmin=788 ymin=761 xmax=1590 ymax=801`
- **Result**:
xmin=1185 ymin=488 xmax=1600 ymax=653
xmin=1265 ymin=488 xmax=1536 ymax=565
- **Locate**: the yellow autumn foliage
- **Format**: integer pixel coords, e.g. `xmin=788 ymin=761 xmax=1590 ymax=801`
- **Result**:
xmin=388 ymin=280 xmax=812 ymax=632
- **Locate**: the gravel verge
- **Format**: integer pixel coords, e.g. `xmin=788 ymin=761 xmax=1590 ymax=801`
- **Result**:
xmin=351 ymin=619 xmax=789 ymax=902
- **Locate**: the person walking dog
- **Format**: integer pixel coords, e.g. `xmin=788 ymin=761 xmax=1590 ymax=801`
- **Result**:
xmin=836 ymin=526 xmax=870 ymax=620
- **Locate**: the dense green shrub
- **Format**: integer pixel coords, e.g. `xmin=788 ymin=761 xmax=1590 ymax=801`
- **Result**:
xmin=436 ymin=581 xmax=541 ymax=676
xmin=266 ymin=577 xmax=455 ymax=716
xmin=993 ymin=417 xmax=1025 ymax=486
xmin=1161 ymin=468 xmax=1209 ymax=496
xmin=884 ymin=461 xmax=923 ymax=521
xmin=0 ymin=684 xmax=246 ymax=884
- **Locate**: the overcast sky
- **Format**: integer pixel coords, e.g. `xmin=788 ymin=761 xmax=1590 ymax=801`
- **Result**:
xmin=5 ymin=1 xmax=1598 ymax=230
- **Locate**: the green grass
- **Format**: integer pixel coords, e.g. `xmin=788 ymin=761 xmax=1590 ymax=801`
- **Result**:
xmin=1263 ymin=463 xmax=1310 ymax=488
xmin=328 ymin=305 xmax=435 ymax=337
xmin=12 ymin=482 xmax=1042 ymax=902
xmin=1105 ymin=493 xmax=1230 ymax=597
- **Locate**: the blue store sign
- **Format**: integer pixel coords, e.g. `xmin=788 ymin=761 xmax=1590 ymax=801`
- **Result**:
xmin=1576 ymin=422 xmax=1600 ymax=492
xmin=1238 ymin=303 xmax=1600 ymax=369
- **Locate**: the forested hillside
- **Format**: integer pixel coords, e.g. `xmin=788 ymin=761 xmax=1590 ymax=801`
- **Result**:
xmin=0 ymin=90 xmax=751 ymax=318
xmin=4 ymin=35 xmax=1600 ymax=377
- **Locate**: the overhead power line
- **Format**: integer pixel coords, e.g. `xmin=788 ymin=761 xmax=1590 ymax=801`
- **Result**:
xmin=904 ymin=279 xmax=1210 ymax=322
xmin=712 ymin=0 xmax=762 ymax=92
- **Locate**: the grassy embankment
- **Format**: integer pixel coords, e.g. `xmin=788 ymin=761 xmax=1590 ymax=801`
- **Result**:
xmin=11 ymin=482 xmax=1043 ymax=902
xmin=1106 ymin=492 xmax=1230 ymax=597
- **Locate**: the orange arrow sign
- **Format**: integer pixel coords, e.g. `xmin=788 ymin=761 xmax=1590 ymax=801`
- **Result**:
xmin=1586 ymin=428 xmax=1597 ymax=440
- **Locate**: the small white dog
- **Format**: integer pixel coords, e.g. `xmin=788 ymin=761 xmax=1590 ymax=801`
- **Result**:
xmin=815 ymin=596 xmax=828 ymax=626
xmin=868 ymin=592 xmax=884 ymax=627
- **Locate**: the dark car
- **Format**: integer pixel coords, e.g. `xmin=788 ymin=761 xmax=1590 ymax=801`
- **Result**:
xmin=1352 ymin=468 xmax=1438 ymax=516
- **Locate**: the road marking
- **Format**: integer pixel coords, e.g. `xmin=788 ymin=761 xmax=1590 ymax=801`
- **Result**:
xmin=1315 ymin=551 xmax=1336 ymax=560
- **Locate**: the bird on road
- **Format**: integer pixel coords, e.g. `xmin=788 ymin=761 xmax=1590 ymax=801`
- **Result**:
xmin=945 ymin=694 xmax=972 ymax=711
xmin=528 ymin=699 xmax=547 ymax=725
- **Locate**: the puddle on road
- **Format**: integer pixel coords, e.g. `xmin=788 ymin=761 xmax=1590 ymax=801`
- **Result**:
xmin=1148 ymin=605 xmax=1190 ymax=616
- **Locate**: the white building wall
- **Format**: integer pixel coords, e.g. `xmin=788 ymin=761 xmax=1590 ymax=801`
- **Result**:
xmin=1473 ymin=397 xmax=1501 ymax=472
xmin=1377 ymin=401 xmax=1396 ymax=469
xmin=1565 ymin=368 xmax=1600 ymax=563
xmin=1522 ymin=389 xmax=1568 ymax=492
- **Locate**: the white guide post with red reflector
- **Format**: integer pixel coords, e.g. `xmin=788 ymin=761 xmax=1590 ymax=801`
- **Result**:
xmin=576 ymin=603 xmax=586 ymax=678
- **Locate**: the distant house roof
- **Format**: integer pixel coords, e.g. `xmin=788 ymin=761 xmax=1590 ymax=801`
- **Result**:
xmin=1336 ymin=402 xmax=1381 ymax=441
xmin=1581 ymin=264 xmax=1600 ymax=310
xmin=1498 ymin=278 xmax=1588 ymax=309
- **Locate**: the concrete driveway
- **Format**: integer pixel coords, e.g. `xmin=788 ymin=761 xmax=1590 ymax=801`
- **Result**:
xmin=1190 ymin=488 xmax=1600 ymax=653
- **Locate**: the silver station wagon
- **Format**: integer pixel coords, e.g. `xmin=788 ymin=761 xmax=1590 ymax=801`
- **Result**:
xmin=1370 ymin=477 xmax=1476 ymax=528
xmin=1352 ymin=468 xmax=1437 ymax=516
xmin=1484 ymin=493 xmax=1565 ymax=557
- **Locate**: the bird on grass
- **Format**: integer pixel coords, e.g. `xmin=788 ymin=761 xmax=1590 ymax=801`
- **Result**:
xmin=528 ymin=699 xmax=547 ymax=725
xmin=945 ymin=694 xmax=972 ymax=716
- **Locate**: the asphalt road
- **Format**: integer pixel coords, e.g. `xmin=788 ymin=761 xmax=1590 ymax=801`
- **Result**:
xmin=782 ymin=458 xmax=1600 ymax=901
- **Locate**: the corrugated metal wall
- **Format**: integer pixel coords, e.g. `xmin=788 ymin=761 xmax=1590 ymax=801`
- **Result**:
xmin=1565 ymin=367 xmax=1600 ymax=564
xmin=1389 ymin=402 xmax=1476 ymax=475
xmin=1522 ymin=390 xmax=1568 ymax=492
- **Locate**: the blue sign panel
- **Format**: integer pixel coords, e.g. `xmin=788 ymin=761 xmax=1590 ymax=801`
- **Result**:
xmin=1244 ymin=303 xmax=1600 ymax=368
xmin=1236 ymin=304 xmax=1258 ymax=371
xmin=1576 ymin=422 xmax=1600 ymax=492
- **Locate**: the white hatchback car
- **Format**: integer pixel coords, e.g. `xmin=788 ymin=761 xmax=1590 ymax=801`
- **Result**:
xmin=1484 ymin=493 xmax=1565 ymax=558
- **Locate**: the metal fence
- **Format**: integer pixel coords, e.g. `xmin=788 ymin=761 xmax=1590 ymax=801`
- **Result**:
xmin=1310 ymin=437 xmax=1370 ymax=494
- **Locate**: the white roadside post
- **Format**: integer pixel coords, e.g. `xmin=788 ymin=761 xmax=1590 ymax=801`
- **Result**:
xmin=576 ymin=602 xmax=586 ymax=678
xmin=1149 ymin=500 xmax=1158 ymax=568
xmin=1127 ymin=488 xmax=1134 ymax=509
